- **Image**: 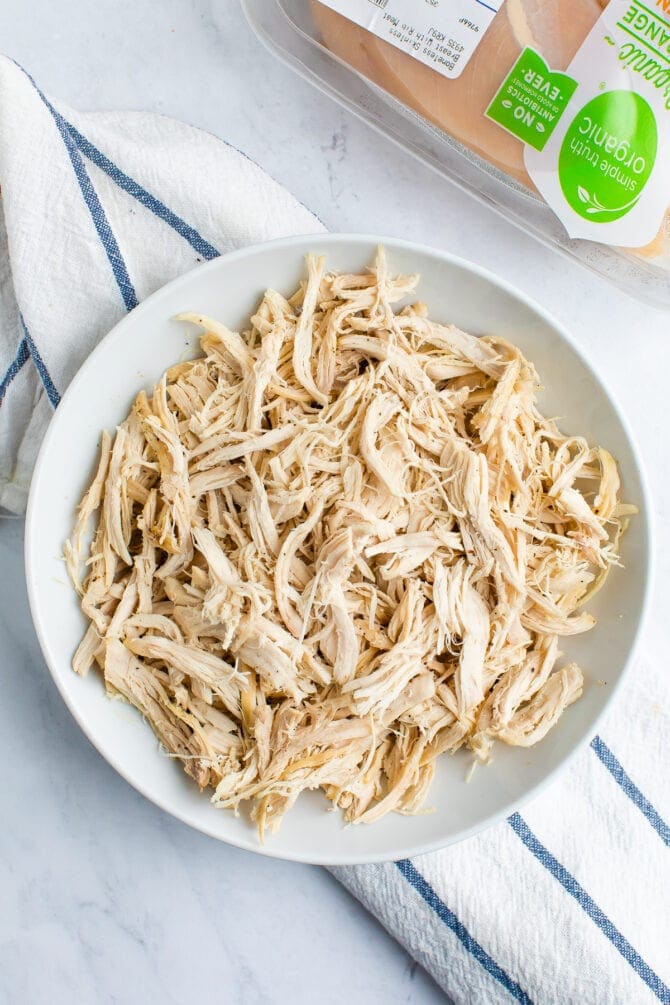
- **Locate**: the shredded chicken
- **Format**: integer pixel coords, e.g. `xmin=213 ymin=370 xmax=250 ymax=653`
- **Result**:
xmin=65 ymin=249 xmax=633 ymax=838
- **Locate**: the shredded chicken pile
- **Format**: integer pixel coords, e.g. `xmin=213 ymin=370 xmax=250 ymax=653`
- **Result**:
xmin=66 ymin=249 xmax=632 ymax=836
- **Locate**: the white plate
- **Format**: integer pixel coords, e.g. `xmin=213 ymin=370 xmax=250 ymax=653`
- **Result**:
xmin=25 ymin=234 xmax=653 ymax=865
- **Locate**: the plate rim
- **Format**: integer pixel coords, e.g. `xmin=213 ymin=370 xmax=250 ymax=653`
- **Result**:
xmin=24 ymin=232 xmax=655 ymax=864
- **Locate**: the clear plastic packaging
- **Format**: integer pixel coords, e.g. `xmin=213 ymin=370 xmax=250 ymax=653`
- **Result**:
xmin=242 ymin=0 xmax=670 ymax=308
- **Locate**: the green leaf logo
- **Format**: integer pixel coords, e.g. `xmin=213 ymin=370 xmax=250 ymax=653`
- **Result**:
xmin=559 ymin=90 xmax=657 ymax=223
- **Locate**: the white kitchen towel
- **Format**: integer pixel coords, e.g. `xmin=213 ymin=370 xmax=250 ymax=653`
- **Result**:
xmin=333 ymin=656 xmax=670 ymax=1003
xmin=0 ymin=56 xmax=321 ymax=512
xmin=1 ymin=57 xmax=668 ymax=1005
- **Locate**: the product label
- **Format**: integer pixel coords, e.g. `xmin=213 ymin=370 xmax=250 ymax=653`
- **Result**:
xmin=557 ymin=90 xmax=657 ymax=225
xmin=486 ymin=48 xmax=578 ymax=151
xmin=317 ymin=0 xmax=504 ymax=80
xmin=487 ymin=0 xmax=670 ymax=247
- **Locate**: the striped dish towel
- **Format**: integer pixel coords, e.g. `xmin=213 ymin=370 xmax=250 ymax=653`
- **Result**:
xmin=333 ymin=662 xmax=669 ymax=1003
xmin=0 ymin=56 xmax=321 ymax=512
xmin=1 ymin=56 xmax=668 ymax=1005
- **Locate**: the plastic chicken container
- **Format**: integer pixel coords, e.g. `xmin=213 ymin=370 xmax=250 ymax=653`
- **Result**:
xmin=242 ymin=0 xmax=670 ymax=308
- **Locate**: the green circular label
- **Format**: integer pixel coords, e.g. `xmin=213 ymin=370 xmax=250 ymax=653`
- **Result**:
xmin=558 ymin=90 xmax=657 ymax=223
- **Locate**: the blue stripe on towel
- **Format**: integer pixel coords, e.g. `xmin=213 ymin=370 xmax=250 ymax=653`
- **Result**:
xmin=16 ymin=63 xmax=138 ymax=312
xmin=396 ymin=859 xmax=534 ymax=1005
xmin=0 ymin=337 xmax=30 ymax=406
xmin=591 ymin=736 xmax=670 ymax=847
xmin=65 ymin=122 xmax=220 ymax=261
xmin=21 ymin=316 xmax=60 ymax=408
xmin=508 ymin=814 xmax=670 ymax=1003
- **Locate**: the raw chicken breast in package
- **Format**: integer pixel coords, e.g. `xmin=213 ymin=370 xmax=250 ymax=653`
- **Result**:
xmin=243 ymin=0 xmax=670 ymax=306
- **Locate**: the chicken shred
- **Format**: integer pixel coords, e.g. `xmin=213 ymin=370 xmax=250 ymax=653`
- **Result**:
xmin=66 ymin=249 xmax=633 ymax=838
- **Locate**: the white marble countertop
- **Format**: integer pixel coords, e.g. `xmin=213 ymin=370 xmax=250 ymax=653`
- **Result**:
xmin=1 ymin=2 xmax=667 ymax=1003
